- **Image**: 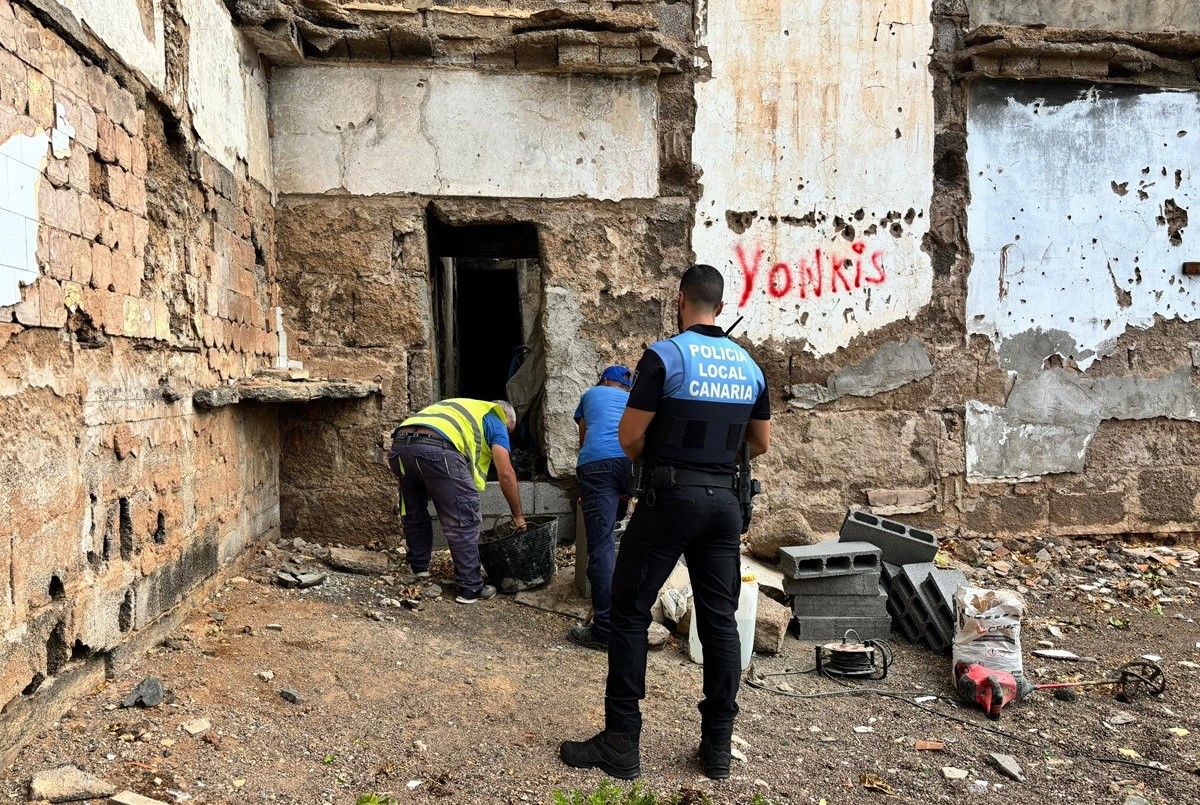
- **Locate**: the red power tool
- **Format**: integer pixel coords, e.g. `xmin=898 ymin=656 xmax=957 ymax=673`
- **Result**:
xmin=954 ymin=661 xmax=1020 ymax=719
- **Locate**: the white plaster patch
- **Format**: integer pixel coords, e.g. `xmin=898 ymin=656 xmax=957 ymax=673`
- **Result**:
xmin=691 ymin=0 xmax=936 ymax=353
xmin=181 ymin=0 xmax=272 ymax=186
xmin=967 ymin=80 xmax=1200 ymax=370
xmin=269 ymin=66 xmax=659 ymax=200
xmin=51 ymin=102 xmax=76 ymax=159
xmin=0 ymin=132 xmax=50 ymax=307
xmin=57 ymin=0 xmax=166 ymax=90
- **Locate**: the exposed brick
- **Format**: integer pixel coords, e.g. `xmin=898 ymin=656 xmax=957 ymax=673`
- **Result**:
xmin=79 ymin=194 xmax=100 ymax=241
xmin=47 ymin=227 xmax=73 ymax=280
xmin=0 ymin=48 xmax=28 ymax=114
xmin=130 ymin=138 xmax=147 ymax=177
xmin=45 ymin=154 xmax=69 ymax=187
xmin=69 ymin=235 xmax=91 ymax=286
xmin=25 ymin=68 xmax=52 ymax=128
xmin=112 ymin=125 xmax=132 ymax=170
xmin=67 ymin=149 xmax=89 ymax=192
xmin=96 ymin=113 xmax=116 ymax=163
xmin=104 ymin=164 xmax=128 ymax=210
xmin=38 ymin=278 xmax=65 ymax=327
xmin=90 ymin=242 xmax=112 ymax=290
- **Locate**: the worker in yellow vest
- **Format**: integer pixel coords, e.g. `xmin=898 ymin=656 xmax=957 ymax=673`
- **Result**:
xmin=387 ymin=399 xmax=526 ymax=603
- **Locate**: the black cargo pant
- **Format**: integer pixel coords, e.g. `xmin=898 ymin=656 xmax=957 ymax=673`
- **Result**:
xmin=386 ymin=431 xmax=486 ymax=595
xmin=604 ymin=482 xmax=743 ymax=741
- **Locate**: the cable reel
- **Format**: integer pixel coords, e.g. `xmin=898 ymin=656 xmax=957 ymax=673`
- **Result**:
xmin=815 ymin=630 xmax=892 ymax=681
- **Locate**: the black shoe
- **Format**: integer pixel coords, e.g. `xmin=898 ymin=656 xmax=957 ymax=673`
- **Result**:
xmin=568 ymin=624 xmax=609 ymax=651
xmin=560 ymin=730 xmax=640 ymax=779
xmin=455 ymin=584 xmax=497 ymax=604
xmin=698 ymin=736 xmax=732 ymax=780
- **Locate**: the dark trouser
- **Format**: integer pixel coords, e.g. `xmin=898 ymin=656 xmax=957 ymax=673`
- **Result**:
xmin=604 ymin=483 xmax=742 ymax=740
xmin=577 ymin=456 xmax=633 ymax=641
xmin=386 ymin=433 xmax=485 ymax=594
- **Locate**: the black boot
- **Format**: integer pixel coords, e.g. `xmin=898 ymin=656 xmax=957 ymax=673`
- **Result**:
xmin=559 ymin=730 xmax=640 ymax=779
xmin=698 ymin=735 xmax=732 ymax=780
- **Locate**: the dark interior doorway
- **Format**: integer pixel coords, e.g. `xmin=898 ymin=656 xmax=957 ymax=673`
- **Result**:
xmin=427 ymin=209 xmax=545 ymax=477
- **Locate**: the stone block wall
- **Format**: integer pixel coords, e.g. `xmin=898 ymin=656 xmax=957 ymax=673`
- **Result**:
xmin=275 ymin=194 xmax=691 ymax=545
xmin=0 ymin=0 xmax=281 ymax=765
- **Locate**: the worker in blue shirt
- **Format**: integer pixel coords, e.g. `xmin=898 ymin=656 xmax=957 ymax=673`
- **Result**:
xmin=560 ymin=265 xmax=770 ymax=781
xmin=569 ymin=364 xmax=634 ymax=650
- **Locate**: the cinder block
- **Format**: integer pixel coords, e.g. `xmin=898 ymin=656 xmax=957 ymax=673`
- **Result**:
xmin=783 ymin=571 xmax=881 ymax=597
xmin=792 ymin=590 xmax=889 ymax=618
xmin=920 ymin=568 xmax=966 ymax=630
xmin=791 ymin=615 xmax=892 ymax=643
xmin=899 ymin=564 xmax=955 ymax=651
xmin=779 ymin=541 xmax=881 ymax=580
xmin=838 ymin=509 xmax=939 ymax=565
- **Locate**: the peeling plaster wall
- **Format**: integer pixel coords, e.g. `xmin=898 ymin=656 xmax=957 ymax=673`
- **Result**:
xmin=965 ymin=1 xmax=1200 ymax=33
xmin=0 ymin=0 xmax=283 ymax=765
xmin=269 ymin=65 xmax=659 ymax=200
xmin=691 ymin=0 xmax=935 ymax=354
xmin=967 ymin=80 xmax=1200 ymax=372
xmin=56 ymin=0 xmax=166 ymax=90
xmin=181 ymin=0 xmax=273 ymax=185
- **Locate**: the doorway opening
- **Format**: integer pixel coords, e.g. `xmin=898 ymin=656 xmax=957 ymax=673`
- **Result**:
xmin=427 ymin=209 xmax=545 ymax=478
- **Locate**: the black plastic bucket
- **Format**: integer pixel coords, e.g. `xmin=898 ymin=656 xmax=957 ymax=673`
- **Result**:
xmin=479 ymin=516 xmax=558 ymax=592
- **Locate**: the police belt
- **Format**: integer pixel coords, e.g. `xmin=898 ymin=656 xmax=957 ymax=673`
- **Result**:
xmin=650 ymin=467 xmax=737 ymax=490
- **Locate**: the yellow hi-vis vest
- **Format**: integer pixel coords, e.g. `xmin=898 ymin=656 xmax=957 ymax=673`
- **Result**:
xmin=399 ymin=398 xmax=507 ymax=491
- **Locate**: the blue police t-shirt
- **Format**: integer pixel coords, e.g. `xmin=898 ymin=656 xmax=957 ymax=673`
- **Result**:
xmin=573 ymin=385 xmax=629 ymax=466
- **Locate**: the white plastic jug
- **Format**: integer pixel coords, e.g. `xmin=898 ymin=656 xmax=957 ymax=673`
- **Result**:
xmin=689 ymin=573 xmax=758 ymax=669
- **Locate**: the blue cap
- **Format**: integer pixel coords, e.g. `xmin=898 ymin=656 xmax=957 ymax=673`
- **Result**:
xmin=600 ymin=365 xmax=632 ymax=387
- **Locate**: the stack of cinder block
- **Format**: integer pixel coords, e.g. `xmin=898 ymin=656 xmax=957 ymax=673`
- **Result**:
xmin=839 ymin=509 xmax=964 ymax=655
xmin=779 ymin=541 xmax=890 ymax=641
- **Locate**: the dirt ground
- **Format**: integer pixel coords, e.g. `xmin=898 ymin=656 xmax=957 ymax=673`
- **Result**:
xmin=6 ymin=538 xmax=1200 ymax=805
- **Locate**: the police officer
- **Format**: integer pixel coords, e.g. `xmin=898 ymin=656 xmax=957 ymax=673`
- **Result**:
xmin=559 ymin=265 xmax=771 ymax=780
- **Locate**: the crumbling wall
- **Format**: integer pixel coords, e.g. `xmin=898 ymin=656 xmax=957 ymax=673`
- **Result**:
xmin=274 ymin=194 xmax=691 ymax=544
xmin=0 ymin=0 xmax=281 ymax=765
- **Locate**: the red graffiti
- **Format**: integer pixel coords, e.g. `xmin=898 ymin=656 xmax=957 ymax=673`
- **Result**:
xmin=735 ymin=241 xmax=886 ymax=309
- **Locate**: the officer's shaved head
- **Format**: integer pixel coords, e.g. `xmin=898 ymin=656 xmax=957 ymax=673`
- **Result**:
xmin=679 ymin=264 xmax=724 ymax=310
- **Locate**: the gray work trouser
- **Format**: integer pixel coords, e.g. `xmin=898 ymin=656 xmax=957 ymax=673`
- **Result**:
xmin=387 ymin=432 xmax=485 ymax=594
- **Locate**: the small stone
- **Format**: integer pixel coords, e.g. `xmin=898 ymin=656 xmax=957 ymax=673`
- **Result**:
xmin=987 ymin=752 xmax=1025 ymax=782
xmin=181 ymin=719 xmax=211 ymax=737
xmin=414 ymin=739 xmax=429 ymax=752
xmin=256 ymin=670 xmax=274 ymax=682
xmin=421 ymin=584 xmax=443 ymax=598
xmin=1124 ymin=796 xmax=1151 ymax=805
xmin=941 ymin=766 xmax=969 ymax=780
xmin=275 ymin=571 xmax=299 ymax=588
xmin=29 ymin=765 xmax=116 ymax=802
xmin=295 ymin=572 xmax=327 ymax=589
xmin=730 ymin=746 xmax=747 ymax=762
xmin=279 ymin=688 xmax=303 ymax=704
xmin=159 ymin=739 xmax=175 ymax=748
xmin=265 ymin=623 xmax=284 ymax=632
xmin=402 ymin=599 xmax=424 ymax=611
xmin=209 ymin=612 xmax=226 ymax=623
xmin=120 ymin=677 xmax=164 ymax=709
xmin=646 ymin=622 xmax=670 ymax=648
xmin=1108 ymin=711 xmax=1137 ymax=726
xmin=327 ymin=546 xmax=392 ymax=575
xmin=853 ymin=726 xmax=874 ymax=733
